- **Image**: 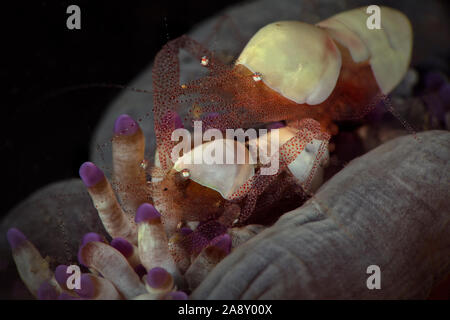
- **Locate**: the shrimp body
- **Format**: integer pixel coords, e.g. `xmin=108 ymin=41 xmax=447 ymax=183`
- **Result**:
xmin=150 ymin=6 xmax=413 ymax=223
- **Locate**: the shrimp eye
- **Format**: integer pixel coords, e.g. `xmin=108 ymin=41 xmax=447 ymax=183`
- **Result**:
xmin=163 ymin=187 xmax=168 ymax=191
xmin=180 ymin=169 xmax=190 ymax=179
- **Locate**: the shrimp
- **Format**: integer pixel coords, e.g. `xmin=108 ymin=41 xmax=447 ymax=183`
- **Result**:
xmin=150 ymin=6 xmax=413 ymax=224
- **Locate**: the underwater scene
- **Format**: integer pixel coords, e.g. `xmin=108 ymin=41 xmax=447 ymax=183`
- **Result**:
xmin=1 ymin=0 xmax=449 ymax=301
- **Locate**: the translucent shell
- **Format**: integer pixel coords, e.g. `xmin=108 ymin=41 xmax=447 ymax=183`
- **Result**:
xmin=252 ymin=126 xmax=329 ymax=192
xmin=173 ymin=139 xmax=256 ymax=199
xmin=236 ymin=21 xmax=342 ymax=105
xmin=317 ymin=6 xmax=413 ymax=94
xmin=172 ymin=124 xmax=329 ymax=200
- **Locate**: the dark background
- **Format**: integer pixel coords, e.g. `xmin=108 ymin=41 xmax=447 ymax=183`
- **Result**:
xmin=1 ymin=0 xmax=243 ymax=217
